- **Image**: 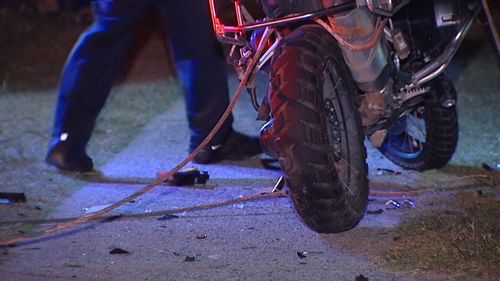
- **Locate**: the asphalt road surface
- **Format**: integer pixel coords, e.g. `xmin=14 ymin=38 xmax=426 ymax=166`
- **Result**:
xmin=0 ymin=82 xmax=424 ymax=281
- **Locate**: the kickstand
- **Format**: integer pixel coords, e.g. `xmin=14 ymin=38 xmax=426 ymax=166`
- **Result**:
xmin=272 ymin=176 xmax=285 ymax=193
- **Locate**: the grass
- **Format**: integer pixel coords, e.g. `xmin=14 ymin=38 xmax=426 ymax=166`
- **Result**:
xmin=379 ymin=191 xmax=500 ymax=280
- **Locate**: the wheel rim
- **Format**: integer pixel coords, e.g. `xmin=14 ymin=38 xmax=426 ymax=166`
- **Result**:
xmin=382 ymin=107 xmax=427 ymax=159
xmin=323 ymin=64 xmax=359 ymax=197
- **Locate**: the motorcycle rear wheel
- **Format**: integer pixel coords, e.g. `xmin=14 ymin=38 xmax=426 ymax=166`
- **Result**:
xmin=379 ymin=76 xmax=458 ymax=170
xmin=269 ymin=25 xmax=368 ymax=233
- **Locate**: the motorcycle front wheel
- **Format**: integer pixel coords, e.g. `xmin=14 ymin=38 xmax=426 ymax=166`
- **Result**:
xmin=269 ymin=25 xmax=368 ymax=233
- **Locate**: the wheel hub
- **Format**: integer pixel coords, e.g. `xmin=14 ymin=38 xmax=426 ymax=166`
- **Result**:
xmin=324 ymin=99 xmax=342 ymax=161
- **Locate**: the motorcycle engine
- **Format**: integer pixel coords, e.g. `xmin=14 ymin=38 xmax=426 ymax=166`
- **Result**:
xmin=259 ymin=0 xmax=354 ymax=18
xmin=391 ymin=0 xmax=468 ymax=59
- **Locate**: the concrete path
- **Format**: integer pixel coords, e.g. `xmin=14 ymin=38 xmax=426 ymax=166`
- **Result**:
xmin=0 ymin=78 xmax=421 ymax=281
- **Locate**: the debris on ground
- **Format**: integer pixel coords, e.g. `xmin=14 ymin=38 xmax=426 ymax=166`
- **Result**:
xmin=21 ymin=247 xmax=41 ymax=251
xmin=63 ymin=263 xmax=85 ymax=268
xmin=296 ymin=251 xmax=323 ymax=259
xmin=184 ymin=256 xmax=196 ymax=262
xmin=157 ymin=214 xmax=179 ymax=221
xmin=482 ymin=162 xmax=500 ymax=172
xmin=84 ymin=204 xmax=111 ymax=214
xmin=102 ymin=215 xmax=122 ymax=222
xmin=366 ymin=209 xmax=384 ymax=215
xmin=297 ymin=251 xmax=307 ymax=259
xmin=384 ymin=198 xmax=416 ymax=210
xmin=401 ymin=198 xmax=416 ymax=208
xmin=376 ymin=168 xmax=401 ymax=176
xmin=477 ymin=188 xmax=499 ymax=197
xmin=384 ymin=199 xmax=401 ymax=209
xmin=355 ymin=274 xmax=369 ymax=281
xmin=167 ymin=168 xmax=209 ymax=186
xmin=0 ymin=192 xmax=27 ymax=205
xmin=109 ymin=248 xmax=130 ymax=255
xmin=195 ymin=234 xmax=207 ymax=240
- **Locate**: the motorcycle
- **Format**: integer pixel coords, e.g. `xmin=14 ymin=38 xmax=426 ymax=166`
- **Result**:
xmin=208 ymin=0 xmax=495 ymax=233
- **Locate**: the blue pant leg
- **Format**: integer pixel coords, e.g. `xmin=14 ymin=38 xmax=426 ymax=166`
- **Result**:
xmin=53 ymin=0 xmax=150 ymax=148
xmin=158 ymin=0 xmax=234 ymax=151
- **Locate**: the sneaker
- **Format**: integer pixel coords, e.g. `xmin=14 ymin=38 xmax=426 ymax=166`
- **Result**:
xmin=45 ymin=139 xmax=93 ymax=172
xmin=192 ymin=131 xmax=262 ymax=164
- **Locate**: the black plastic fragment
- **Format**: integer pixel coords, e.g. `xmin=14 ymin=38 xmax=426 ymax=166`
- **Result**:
xmin=169 ymin=168 xmax=210 ymax=186
xmin=482 ymin=162 xmax=493 ymax=171
xmin=297 ymin=251 xmax=307 ymax=259
xmin=376 ymin=168 xmax=401 ymax=175
xmin=157 ymin=214 xmax=179 ymax=221
xmin=184 ymin=256 xmax=195 ymax=262
xmin=366 ymin=209 xmax=384 ymax=215
xmin=355 ymin=274 xmax=369 ymax=281
xmin=482 ymin=162 xmax=500 ymax=172
xmin=22 ymin=247 xmax=41 ymax=251
xmin=102 ymin=215 xmax=123 ymax=222
xmin=109 ymin=248 xmax=130 ymax=255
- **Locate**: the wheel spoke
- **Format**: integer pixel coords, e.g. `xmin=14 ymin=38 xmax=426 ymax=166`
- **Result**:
xmin=406 ymin=112 xmax=426 ymax=143
xmin=339 ymin=157 xmax=359 ymax=175
xmin=338 ymin=176 xmax=354 ymax=196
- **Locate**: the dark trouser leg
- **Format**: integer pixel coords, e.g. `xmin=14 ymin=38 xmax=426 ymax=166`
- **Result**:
xmin=157 ymin=0 xmax=233 ymax=151
xmin=52 ymin=0 xmax=150 ymax=150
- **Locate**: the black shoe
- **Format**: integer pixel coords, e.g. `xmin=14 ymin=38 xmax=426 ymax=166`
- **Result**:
xmin=192 ymin=131 xmax=262 ymax=164
xmin=45 ymin=140 xmax=93 ymax=172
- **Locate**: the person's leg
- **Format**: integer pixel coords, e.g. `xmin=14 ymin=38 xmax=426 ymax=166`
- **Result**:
xmin=47 ymin=0 xmax=150 ymax=171
xmin=158 ymin=0 xmax=262 ymax=163
xmin=157 ymin=0 xmax=234 ymax=151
